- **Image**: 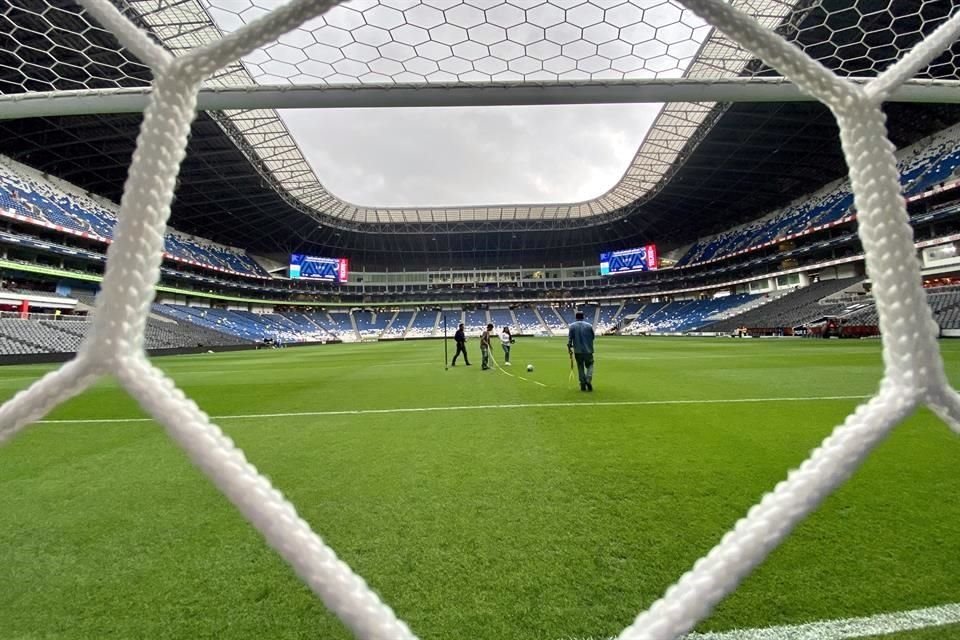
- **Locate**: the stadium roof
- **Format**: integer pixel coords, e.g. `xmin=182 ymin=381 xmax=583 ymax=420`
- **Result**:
xmin=1 ymin=1 xmax=960 ymax=267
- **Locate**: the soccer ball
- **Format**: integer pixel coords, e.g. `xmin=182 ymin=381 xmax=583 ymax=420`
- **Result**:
xmin=526 ymin=364 xmax=534 ymax=372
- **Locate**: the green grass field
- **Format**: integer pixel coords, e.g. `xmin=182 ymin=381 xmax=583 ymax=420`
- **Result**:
xmin=1 ymin=337 xmax=959 ymax=639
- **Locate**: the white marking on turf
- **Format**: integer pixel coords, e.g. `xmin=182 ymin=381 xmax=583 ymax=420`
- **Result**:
xmin=39 ymin=395 xmax=869 ymax=424
xmin=489 ymin=354 xmax=547 ymax=387
xmin=564 ymin=602 xmax=960 ymax=639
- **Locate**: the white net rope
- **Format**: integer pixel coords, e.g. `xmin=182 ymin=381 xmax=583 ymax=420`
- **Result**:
xmin=7 ymin=1 xmax=959 ymax=226
xmin=2 ymin=1 xmax=960 ymax=639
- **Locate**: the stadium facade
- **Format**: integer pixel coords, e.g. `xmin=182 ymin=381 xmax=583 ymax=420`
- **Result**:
xmin=1 ymin=0 xmax=960 ymax=357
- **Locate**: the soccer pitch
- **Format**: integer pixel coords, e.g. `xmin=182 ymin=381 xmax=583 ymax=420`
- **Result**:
xmin=1 ymin=337 xmax=959 ymax=639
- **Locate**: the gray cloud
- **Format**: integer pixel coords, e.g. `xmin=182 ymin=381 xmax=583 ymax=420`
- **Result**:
xmin=280 ymin=103 xmax=662 ymax=207
xmin=203 ymin=0 xmax=706 ymax=208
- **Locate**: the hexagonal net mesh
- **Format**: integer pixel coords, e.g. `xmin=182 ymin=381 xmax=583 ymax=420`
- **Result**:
xmin=1 ymin=1 xmax=960 ymax=639
xmin=4 ymin=0 xmax=960 ymax=225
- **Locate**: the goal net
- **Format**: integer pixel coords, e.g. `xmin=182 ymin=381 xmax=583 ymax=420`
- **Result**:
xmin=1 ymin=1 xmax=960 ymax=639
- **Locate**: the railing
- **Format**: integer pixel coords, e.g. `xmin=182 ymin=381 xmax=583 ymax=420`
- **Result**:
xmin=0 ymin=311 xmax=88 ymax=322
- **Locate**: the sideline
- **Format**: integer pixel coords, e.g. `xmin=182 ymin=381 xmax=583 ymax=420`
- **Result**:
xmin=562 ymin=602 xmax=960 ymax=639
xmin=39 ymin=394 xmax=870 ymax=424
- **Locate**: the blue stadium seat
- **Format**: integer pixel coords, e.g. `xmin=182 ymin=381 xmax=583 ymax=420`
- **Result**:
xmin=0 ymin=158 xmax=270 ymax=278
xmin=674 ymin=127 xmax=960 ymax=268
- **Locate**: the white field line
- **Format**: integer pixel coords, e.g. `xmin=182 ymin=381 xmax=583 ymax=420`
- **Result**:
xmin=565 ymin=602 xmax=960 ymax=640
xmin=511 ymin=373 xmax=548 ymax=386
xmin=489 ymin=351 xmax=522 ymax=378
xmin=489 ymin=352 xmax=549 ymax=387
xmin=38 ymin=395 xmax=869 ymax=425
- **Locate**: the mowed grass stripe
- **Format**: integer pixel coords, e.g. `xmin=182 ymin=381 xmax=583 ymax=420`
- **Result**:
xmin=1 ymin=338 xmax=958 ymax=640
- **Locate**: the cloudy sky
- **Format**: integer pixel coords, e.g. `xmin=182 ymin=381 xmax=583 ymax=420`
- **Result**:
xmin=200 ymin=0 xmax=709 ymax=207
xmin=280 ymin=103 xmax=661 ymax=207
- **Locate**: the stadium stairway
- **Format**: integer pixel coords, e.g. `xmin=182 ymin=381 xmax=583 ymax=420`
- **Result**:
xmin=301 ymin=312 xmax=334 ymax=337
xmin=401 ymin=310 xmax=435 ymax=339
xmin=532 ymin=307 xmax=551 ymax=336
xmin=629 ymin=301 xmax=674 ymax=334
xmin=622 ymin=302 xmax=668 ymax=334
xmin=548 ymin=306 xmax=567 ymax=328
xmin=280 ymin=312 xmax=319 ymax=339
xmin=349 ymin=312 xmax=361 ymax=342
xmin=380 ymin=310 xmax=399 ymax=339
xmin=311 ymin=313 xmax=339 ymax=340
xmin=324 ymin=311 xmax=355 ymax=342
xmin=464 ymin=309 xmax=488 ymax=336
xmin=710 ymin=292 xmax=788 ymax=323
xmin=353 ymin=310 xmax=390 ymax=341
xmin=555 ymin=307 xmax=577 ymax=327
xmin=403 ymin=310 xmax=418 ymax=339
xmin=273 ymin=312 xmax=331 ymax=342
xmin=42 ymin=320 xmax=87 ymax=342
xmin=536 ymin=306 xmax=568 ymax=335
xmin=398 ymin=310 xmax=415 ymax=338
xmin=596 ymin=302 xmax=624 ymax=333
xmin=490 ymin=308 xmax=514 ymax=330
xmin=371 ymin=311 xmax=391 ymax=339
xmin=614 ymin=303 xmax=644 ymax=331
xmin=611 ymin=300 xmax=627 ymax=323
xmin=512 ymin=307 xmax=544 ymax=335
xmin=381 ymin=310 xmax=414 ymax=339
xmin=509 ymin=308 xmax=519 ymax=329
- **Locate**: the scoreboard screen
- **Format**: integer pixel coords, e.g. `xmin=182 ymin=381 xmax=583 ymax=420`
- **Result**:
xmin=600 ymin=245 xmax=658 ymax=275
xmin=289 ymin=254 xmax=349 ymax=283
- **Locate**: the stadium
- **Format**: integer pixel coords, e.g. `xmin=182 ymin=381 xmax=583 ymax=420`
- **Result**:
xmin=1 ymin=0 xmax=960 ymax=638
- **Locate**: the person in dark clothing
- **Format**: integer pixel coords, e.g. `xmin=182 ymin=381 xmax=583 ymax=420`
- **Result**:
xmin=567 ymin=310 xmax=595 ymax=391
xmin=451 ymin=323 xmax=471 ymax=366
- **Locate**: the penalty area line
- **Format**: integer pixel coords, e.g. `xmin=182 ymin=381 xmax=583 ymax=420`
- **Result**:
xmin=38 ymin=394 xmax=870 ymax=424
xmin=563 ymin=602 xmax=960 ymax=640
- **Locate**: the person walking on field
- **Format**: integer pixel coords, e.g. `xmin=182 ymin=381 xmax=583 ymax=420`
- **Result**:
xmin=499 ymin=326 xmax=514 ymax=366
xmin=451 ymin=323 xmax=471 ymax=366
xmin=480 ymin=323 xmax=493 ymax=370
xmin=567 ymin=310 xmax=595 ymax=391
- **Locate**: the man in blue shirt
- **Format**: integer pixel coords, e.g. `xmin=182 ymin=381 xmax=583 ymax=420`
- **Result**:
xmin=567 ymin=310 xmax=595 ymax=391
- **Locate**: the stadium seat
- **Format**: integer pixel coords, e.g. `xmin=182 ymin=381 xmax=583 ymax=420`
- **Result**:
xmin=675 ymin=126 xmax=960 ymax=268
xmin=0 ymin=156 xmax=270 ymax=278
